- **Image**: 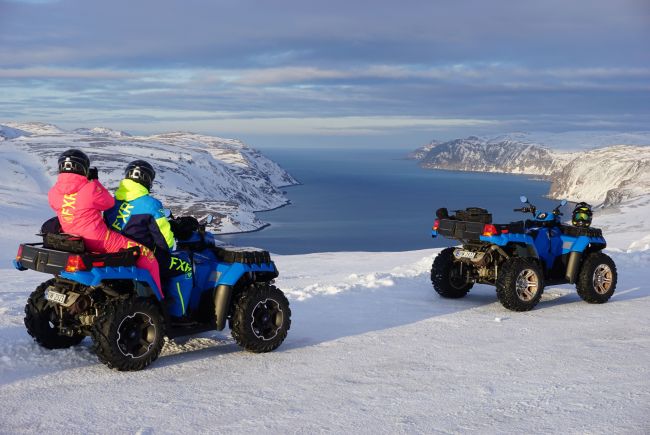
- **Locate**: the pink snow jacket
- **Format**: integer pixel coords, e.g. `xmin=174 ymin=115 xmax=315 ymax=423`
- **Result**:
xmin=48 ymin=173 xmax=117 ymax=252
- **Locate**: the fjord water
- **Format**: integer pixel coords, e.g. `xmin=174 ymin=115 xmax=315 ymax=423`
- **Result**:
xmin=221 ymin=147 xmax=559 ymax=254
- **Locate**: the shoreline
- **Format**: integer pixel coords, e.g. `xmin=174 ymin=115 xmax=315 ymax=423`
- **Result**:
xmin=215 ymin=181 xmax=301 ymax=236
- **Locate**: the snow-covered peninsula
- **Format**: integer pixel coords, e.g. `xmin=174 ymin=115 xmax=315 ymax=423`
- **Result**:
xmin=0 ymin=122 xmax=298 ymax=238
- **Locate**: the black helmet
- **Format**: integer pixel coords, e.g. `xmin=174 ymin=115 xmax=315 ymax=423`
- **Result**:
xmin=57 ymin=149 xmax=90 ymax=176
xmin=572 ymin=202 xmax=593 ymax=227
xmin=125 ymin=160 xmax=155 ymax=190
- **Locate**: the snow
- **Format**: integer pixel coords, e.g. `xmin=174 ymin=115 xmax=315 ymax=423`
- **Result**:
xmin=0 ymin=125 xmax=648 ymax=432
xmin=594 ymin=195 xmax=650 ymax=252
xmin=1 ymin=247 xmax=649 ymax=433
xmin=548 ymin=145 xmax=650 ymax=205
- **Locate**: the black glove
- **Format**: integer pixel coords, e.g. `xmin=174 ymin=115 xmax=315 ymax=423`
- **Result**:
xmin=87 ymin=167 xmax=99 ymax=180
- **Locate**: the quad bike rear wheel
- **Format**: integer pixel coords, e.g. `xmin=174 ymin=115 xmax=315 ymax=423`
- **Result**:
xmin=231 ymin=283 xmax=291 ymax=353
xmin=431 ymin=247 xmax=474 ymax=298
xmin=496 ymin=258 xmax=544 ymax=311
xmin=91 ymin=296 xmax=165 ymax=371
xmin=576 ymin=252 xmax=617 ymax=303
xmin=24 ymin=279 xmax=85 ymax=349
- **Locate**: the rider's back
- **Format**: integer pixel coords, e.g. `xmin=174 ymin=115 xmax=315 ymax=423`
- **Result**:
xmin=48 ymin=172 xmax=115 ymax=250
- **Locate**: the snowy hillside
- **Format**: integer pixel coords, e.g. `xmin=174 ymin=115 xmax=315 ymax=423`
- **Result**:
xmin=417 ymin=136 xmax=569 ymax=176
xmin=410 ymin=133 xmax=649 ymax=206
xmin=406 ymin=139 xmax=441 ymax=159
xmin=0 ymin=122 xmax=298 ymax=237
xmin=548 ymin=145 xmax=650 ymax=206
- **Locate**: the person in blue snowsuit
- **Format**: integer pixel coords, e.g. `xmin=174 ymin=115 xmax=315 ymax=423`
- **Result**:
xmin=105 ymin=160 xmax=192 ymax=319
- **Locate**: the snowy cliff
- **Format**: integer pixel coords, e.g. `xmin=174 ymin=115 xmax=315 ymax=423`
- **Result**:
xmin=417 ymin=136 xmax=572 ymax=176
xmin=0 ymin=122 xmax=297 ymax=235
xmin=548 ymin=145 xmax=650 ymax=205
xmin=411 ymin=133 xmax=649 ymax=206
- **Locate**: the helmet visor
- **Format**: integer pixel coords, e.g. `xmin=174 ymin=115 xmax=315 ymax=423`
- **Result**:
xmin=574 ymin=212 xmax=591 ymax=221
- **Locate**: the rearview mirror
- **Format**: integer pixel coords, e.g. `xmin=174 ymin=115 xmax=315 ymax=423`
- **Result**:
xmin=163 ymin=208 xmax=171 ymax=218
xmin=205 ymin=214 xmax=214 ymax=225
xmin=560 ymin=199 xmax=567 ymax=206
xmin=519 ymin=195 xmax=528 ymax=203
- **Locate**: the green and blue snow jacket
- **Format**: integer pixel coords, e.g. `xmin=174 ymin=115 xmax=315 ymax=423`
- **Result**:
xmin=104 ymin=179 xmax=174 ymax=255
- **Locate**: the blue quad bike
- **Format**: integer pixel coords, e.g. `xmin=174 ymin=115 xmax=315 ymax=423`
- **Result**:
xmin=430 ymin=196 xmax=617 ymax=311
xmin=14 ymin=216 xmax=291 ymax=371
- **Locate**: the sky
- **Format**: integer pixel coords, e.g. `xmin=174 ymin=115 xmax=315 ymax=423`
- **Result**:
xmin=1 ymin=0 xmax=649 ymax=148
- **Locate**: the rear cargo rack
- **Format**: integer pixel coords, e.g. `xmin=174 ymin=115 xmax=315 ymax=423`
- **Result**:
xmin=16 ymin=243 xmax=140 ymax=275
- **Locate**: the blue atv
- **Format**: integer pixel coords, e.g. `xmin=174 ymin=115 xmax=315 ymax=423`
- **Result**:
xmin=14 ymin=215 xmax=291 ymax=371
xmin=430 ymin=196 xmax=617 ymax=311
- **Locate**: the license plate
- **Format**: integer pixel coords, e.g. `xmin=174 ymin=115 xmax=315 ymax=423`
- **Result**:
xmin=45 ymin=289 xmax=67 ymax=305
xmin=455 ymin=250 xmax=476 ymax=259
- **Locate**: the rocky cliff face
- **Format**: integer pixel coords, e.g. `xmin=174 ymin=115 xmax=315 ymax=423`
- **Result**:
xmin=406 ymin=140 xmax=441 ymax=160
xmin=0 ymin=122 xmax=298 ymax=233
xmin=411 ymin=133 xmax=650 ymax=206
xmin=418 ymin=136 xmax=561 ymax=176
xmin=548 ymin=145 xmax=650 ymax=205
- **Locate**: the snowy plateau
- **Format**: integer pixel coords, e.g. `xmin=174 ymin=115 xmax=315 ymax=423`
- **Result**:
xmin=0 ymin=126 xmax=648 ymax=434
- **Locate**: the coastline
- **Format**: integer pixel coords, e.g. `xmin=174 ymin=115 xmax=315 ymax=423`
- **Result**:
xmin=214 ymin=181 xmax=301 ymax=236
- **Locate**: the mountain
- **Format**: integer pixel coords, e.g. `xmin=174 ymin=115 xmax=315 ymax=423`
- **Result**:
xmin=417 ymin=136 xmax=569 ymax=176
xmin=72 ymin=127 xmax=132 ymax=138
xmin=0 ymin=125 xmax=29 ymax=141
xmin=406 ymin=140 xmax=441 ymax=159
xmin=0 ymin=122 xmax=298 ymax=235
xmin=548 ymin=145 xmax=650 ymax=206
xmin=411 ymin=133 xmax=648 ymax=205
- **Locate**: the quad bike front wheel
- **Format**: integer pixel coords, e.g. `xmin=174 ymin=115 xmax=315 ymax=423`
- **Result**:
xmin=24 ymin=279 xmax=85 ymax=349
xmin=91 ymin=296 xmax=165 ymax=371
xmin=231 ymin=283 xmax=291 ymax=353
xmin=431 ymin=247 xmax=474 ymax=298
xmin=576 ymin=252 xmax=617 ymax=303
xmin=496 ymin=258 xmax=544 ymax=311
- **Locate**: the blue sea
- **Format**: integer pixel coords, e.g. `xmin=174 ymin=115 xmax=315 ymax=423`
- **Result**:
xmin=220 ymin=147 xmax=561 ymax=254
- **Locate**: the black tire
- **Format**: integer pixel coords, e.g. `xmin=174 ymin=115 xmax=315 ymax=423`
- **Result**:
xmin=91 ymin=297 xmax=165 ymax=371
xmin=431 ymin=247 xmax=474 ymax=298
xmin=231 ymin=283 xmax=291 ymax=353
xmin=576 ymin=252 xmax=617 ymax=303
xmin=24 ymin=279 xmax=85 ymax=349
xmin=496 ymin=258 xmax=544 ymax=311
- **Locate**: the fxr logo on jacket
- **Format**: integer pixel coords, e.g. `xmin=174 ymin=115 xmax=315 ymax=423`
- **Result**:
xmin=111 ymin=202 xmax=135 ymax=231
xmin=61 ymin=193 xmax=78 ymax=223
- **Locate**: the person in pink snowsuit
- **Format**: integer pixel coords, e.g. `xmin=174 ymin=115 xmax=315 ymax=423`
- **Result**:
xmin=48 ymin=149 xmax=162 ymax=297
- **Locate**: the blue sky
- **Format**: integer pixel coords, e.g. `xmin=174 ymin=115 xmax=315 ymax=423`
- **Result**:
xmin=1 ymin=0 xmax=648 ymax=147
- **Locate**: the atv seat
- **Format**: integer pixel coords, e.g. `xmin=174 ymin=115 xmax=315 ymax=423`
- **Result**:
xmin=42 ymin=233 xmax=86 ymax=253
xmin=560 ymin=225 xmax=603 ymax=238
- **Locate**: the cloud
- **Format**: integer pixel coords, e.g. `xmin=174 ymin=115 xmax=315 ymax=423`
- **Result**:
xmin=0 ymin=67 xmax=141 ymax=79
xmin=1 ymin=0 xmax=648 ymax=69
xmin=0 ymin=0 xmax=648 ymax=142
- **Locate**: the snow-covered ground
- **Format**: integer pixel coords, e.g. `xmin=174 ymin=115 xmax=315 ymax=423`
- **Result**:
xmin=1 ymin=127 xmax=648 ymax=433
xmin=1 ymin=243 xmax=649 ymax=432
